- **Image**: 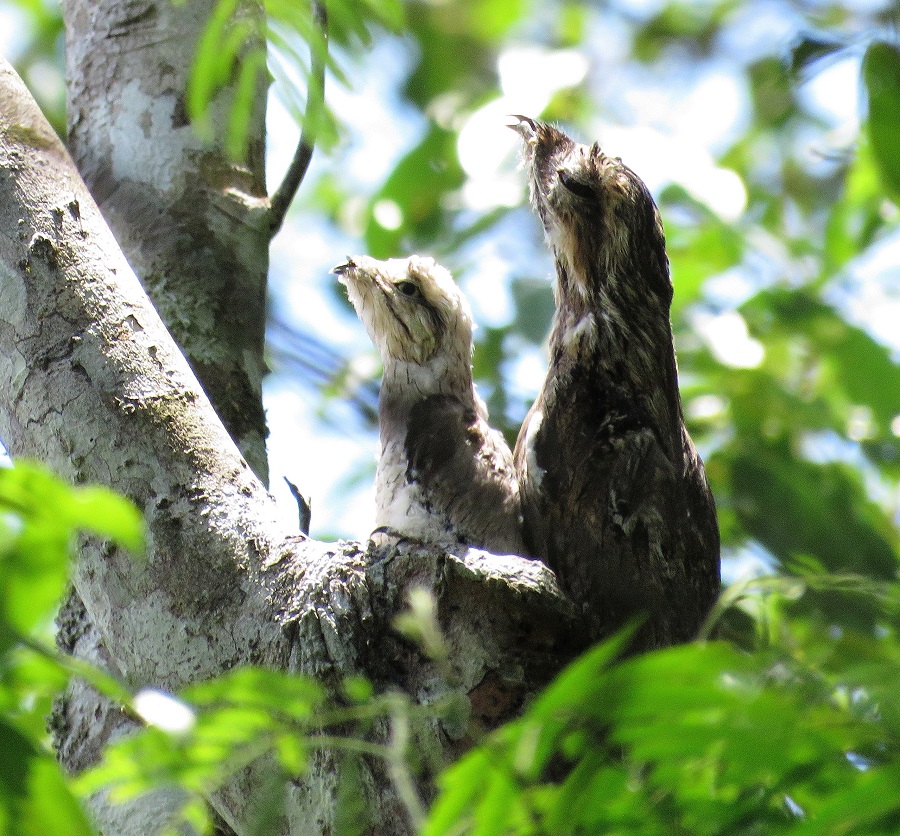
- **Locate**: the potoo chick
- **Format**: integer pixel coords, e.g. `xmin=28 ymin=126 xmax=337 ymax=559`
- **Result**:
xmin=511 ymin=117 xmax=720 ymax=649
xmin=335 ymin=255 xmax=525 ymax=556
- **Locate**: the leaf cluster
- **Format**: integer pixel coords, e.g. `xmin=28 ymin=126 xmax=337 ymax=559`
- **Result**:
xmin=0 ymin=462 xmax=142 ymax=836
xmin=425 ymin=571 xmax=900 ymax=835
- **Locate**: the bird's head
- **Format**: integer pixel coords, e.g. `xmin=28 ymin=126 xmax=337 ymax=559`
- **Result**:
xmin=510 ymin=116 xmax=671 ymax=308
xmin=333 ymin=255 xmax=473 ymax=370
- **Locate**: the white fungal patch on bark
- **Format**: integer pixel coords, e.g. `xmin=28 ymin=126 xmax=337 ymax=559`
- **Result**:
xmin=111 ymin=80 xmax=182 ymax=190
xmin=0 ymin=261 xmax=27 ymax=326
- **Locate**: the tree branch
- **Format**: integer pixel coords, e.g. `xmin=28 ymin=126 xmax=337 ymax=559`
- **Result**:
xmin=268 ymin=0 xmax=328 ymax=236
xmin=65 ymin=0 xmax=272 ymax=482
xmin=0 ymin=58 xmax=291 ymax=688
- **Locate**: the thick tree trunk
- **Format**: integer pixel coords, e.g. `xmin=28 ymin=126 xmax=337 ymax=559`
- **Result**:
xmin=64 ymin=0 xmax=270 ymax=478
xmin=0 ymin=45 xmax=576 ymax=836
xmin=57 ymin=3 xmax=271 ymax=830
xmin=0 ymin=59 xmax=290 ymax=685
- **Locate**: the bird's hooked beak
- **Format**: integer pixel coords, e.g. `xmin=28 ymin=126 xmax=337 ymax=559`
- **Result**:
xmin=507 ymin=114 xmax=538 ymax=144
xmin=331 ymin=256 xmax=357 ymax=284
xmin=332 ymin=255 xmax=390 ymax=296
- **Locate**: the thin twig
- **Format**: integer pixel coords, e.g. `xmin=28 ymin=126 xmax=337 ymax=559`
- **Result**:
xmin=385 ymin=696 xmax=427 ymax=831
xmin=268 ymin=0 xmax=328 ymax=236
xmin=16 ymin=632 xmax=134 ymax=705
xmin=283 ymin=476 xmax=312 ymax=534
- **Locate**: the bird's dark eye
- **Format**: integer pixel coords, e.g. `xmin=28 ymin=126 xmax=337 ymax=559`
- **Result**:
xmin=397 ymin=280 xmax=420 ymax=298
xmin=558 ymin=170 xmax=594 ymax=200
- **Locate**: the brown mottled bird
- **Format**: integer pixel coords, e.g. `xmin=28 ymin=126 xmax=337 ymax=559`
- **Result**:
xmin=334 ymin=255 xmax=525 ymax=555
xmin=511 ymin=117 xmax=720 ymax=649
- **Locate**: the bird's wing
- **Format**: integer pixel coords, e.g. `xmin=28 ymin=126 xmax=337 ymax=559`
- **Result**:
xmin=579 ymin=425 xmax=719 ymax=643
xmin=405 ymin=394 xmax=477 ymax=487
xmin=514 ymin=399 xmax=549 ymax=560
xmin=406 ymin=394 xmax=523 ymax=553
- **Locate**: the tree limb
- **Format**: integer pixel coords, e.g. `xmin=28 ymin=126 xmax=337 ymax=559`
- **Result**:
xmin=268 ymin=0 xmax=328 ymax=235
xmin=0 ymin=58 xmax=290 ymax=688
xmin=64 ymin=0 xmax=272 ymax=482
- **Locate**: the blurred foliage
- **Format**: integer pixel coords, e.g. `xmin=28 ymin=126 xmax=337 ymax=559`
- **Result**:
xmin=0 ymin=462 xmax=442 ymax=836
xmin=181 ymin=0 xmax=404 ymax=157
xmin=0 ymin=462 xmax=142 ymax=836
xmin=3 ymin=461 xmax=900 ymax=835
xmin=76 ymin=667 xmax=445 ymax=836
xmin=425 ymin=573 xmax=900 ymax=835
xmin=864 ymin=41 xmax=900 ymax=202
xmin=4 ymin=0 xmax=65 ymax=134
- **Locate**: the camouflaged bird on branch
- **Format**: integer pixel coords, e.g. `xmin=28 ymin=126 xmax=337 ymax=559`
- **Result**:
xmin=336 ymin=255 xmax=526 ymax=557
xmin=337 ymin=120 xmax=719 ymax=654
xmin=510 ymin=117 xmax=720 ymax=651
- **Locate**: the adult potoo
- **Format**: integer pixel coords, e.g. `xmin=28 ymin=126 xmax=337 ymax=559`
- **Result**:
xmin=335 ymin=255 xmax=525 ymax=555
xmin=511 ymin=117 xmax=720 ymax=649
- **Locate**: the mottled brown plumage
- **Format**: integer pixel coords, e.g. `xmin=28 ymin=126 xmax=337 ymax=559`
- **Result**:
xmin=511 ymin=117 xmax=720 ymax=649
xmin=335 ymin=255 xmax=525 ymax=555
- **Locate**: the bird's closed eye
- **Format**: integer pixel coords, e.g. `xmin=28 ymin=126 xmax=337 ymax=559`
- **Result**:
xmin=396 ymin=280 xmax=421 ymax=298
xmin=558 ymin=170 xmax=594 ymax=200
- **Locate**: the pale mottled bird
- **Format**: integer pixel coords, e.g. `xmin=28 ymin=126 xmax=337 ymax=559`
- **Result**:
xmin=334 ymin=255 xmax=525 ymax=556
xmin=511 ymin=117 xmax=720 ymax=649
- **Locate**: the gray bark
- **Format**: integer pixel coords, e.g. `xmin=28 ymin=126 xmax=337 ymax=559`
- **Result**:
xmin=0 ymin=58 xmax=289 ymax=683
xmin=65 ymin=0 xmax=270 ymax=478
xmin=0 ymin=40 xmax=576 ymax=836
xmin=58 ymin=3 xmax=271 ymax=830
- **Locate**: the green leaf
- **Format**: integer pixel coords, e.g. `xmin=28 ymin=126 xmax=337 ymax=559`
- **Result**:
xmin=0 ymin=720 xmax=93 ymax=836
xmin=227 ymin=48 xmax=268 ymax=160
xmin=364 ymin=125 xmax=464 ymax=258
xmin=471 ymin=765 xmax=518 ymax=836
xmin=661 ymin=187 xmax=745 ymax=315
xmin=790 ymin=35 xmax=846 ymax=75
xmin=749 ymin=57 xmax=795 ymax=127
xmin=790 ymin=766 xmax=900 ymax=835
xmin=15 ymin=756 xmax=95 ymax=836
xmin=0 ymin=462 xmax=143 ymax=636
xmin=182 ymin=667 xmax=324 ymax=719
xmin=334 ymin=753 xmax=370 ymax=836
xmin=187 ymin=0 xmax=242 ymax=130
xmin=342 ymin=676 xmax=374 ymax=704
xmin=633 ymin=1 xmax=727 ymax=60
xmin=729 ymin=446 xmax=897 ymax=579
xmin=468 ymin=0 xmax=528 ymax=41
xmin=422 ymin=747 xmax=492 ymax=836
xmin=404 ymin=7 xmax=497 ymax=106
xmin=863 ymin=41 xmax=900 ymax=200
xmin=753 ymin=289 xmax=900 ymax=429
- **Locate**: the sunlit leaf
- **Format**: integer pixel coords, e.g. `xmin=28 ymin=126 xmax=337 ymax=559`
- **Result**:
xmin=422 ymin=747 xmax=493 ymax=836
xmin=0 ymin=720 xmax=93 ymax=836
xmin=863 ymin=41 xmax=900 ymax=200
xmin=0 ymin=462 xmax=143 ymax=636
xmin=790 ymin=35 xmax=846 ymax=75
xmin=824 ymin=139 xmax=885 ymax=272
xmin=182 ymin=666 xmax=324 ymax=718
